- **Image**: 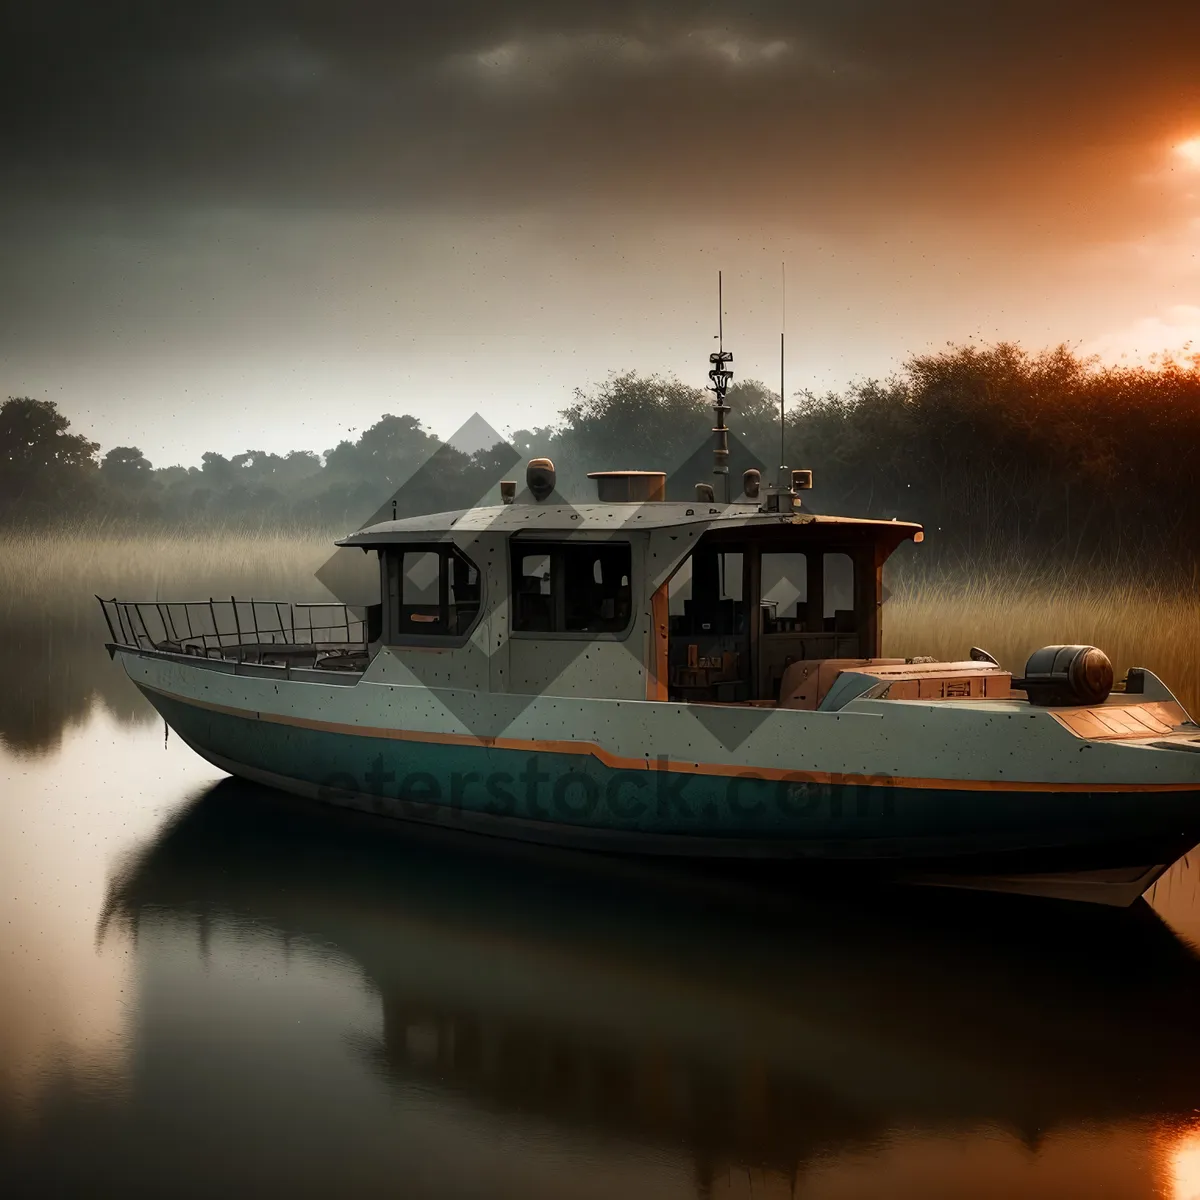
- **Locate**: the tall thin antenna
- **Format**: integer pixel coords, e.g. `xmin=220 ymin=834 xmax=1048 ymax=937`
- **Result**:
xmin=780 ymin=262 xmax=786 ymax=481
xmin=708 ymin=270 xmax=734 ymax=503
xmin=718 ymin=269 xmax=724 ymax=351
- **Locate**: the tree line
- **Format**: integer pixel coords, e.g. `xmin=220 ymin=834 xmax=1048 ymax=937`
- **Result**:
xmin=3 ymin=342 xmax=1199 ymax=572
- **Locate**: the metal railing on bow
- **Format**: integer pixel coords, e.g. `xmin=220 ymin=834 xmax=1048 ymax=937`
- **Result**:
xmin=97 ymin=597 xmax=367 ymax=664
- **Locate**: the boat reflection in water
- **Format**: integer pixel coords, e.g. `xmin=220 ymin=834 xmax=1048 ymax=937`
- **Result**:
xmin=98 ymin=781 xmax=1200 ymax=1198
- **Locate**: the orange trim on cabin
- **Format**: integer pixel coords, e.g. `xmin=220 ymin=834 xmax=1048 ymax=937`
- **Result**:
xmin=136 ymin=681 xmax=1200 ymax=795
xmin=647 ymin=583 xmax=669 ymax=702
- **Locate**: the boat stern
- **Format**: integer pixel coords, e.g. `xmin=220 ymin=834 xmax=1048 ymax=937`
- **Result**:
xmin=833 ymin=665 xmax=1200 ymax=905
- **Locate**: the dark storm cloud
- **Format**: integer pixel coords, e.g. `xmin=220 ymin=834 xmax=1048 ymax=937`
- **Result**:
xmin=3 ymin=1 xmax=1199 ymax=231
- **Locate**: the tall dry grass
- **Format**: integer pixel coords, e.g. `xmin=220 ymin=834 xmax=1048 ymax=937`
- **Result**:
xmin=0 ymin=524 xmax=359 ymax=753
xmin=885 ymin=567 xmax=1200 ymax=716
xmin=0 ymin=523 xmax=343 ymax=609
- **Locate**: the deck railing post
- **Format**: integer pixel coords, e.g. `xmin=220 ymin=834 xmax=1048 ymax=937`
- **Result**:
xmin=231 ymin=595 xmax=242 ymax=657
xmin=97 ymin=597 xmax=116 ymax=643
xmin=142 ymin=604 xmax=156 ymax=649
xmin=156 ymin=602 xmax=173 ymax=645
xmin=116 ymin=603 xmax=132 ymax=647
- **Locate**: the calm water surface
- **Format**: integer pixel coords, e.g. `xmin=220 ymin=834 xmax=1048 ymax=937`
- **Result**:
xmin=6 ymin=618 xmax=1200 ymax=1199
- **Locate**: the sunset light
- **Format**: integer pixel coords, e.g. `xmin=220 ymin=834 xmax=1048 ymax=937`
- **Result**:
xmin=1168 ymin=1129 xmax=1200 ymax=1200
xmin=1175 ymin=136 xmax=1200 ymax=168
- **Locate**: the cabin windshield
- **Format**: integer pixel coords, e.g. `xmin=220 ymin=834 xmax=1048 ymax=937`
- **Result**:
xmin=663 ymin=533 xmax=874 ymax=705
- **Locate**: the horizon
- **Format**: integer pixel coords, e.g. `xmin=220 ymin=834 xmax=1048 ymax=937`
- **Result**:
xmin=13 ymin=334 xmax=1197 ymax=473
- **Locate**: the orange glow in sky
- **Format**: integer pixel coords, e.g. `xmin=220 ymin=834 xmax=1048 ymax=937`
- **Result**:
xmin=1175 ymin=137 xmax=1200 ymax=168
xmin=1168 ymin=1130 xmax=1200 ymax=1199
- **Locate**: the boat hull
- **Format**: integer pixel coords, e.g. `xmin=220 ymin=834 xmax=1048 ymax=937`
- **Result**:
xmin=129 ymin=666 xmax=1200 ymax=906
xmin=192 ymin=740 xmax=1189 ymax=905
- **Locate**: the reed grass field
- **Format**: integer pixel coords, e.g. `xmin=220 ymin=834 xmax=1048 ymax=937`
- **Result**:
xmin=885 ymin=568 xmax=1200 ymax=716
xmin=0 ymin=524 xmax=344 ymax=608
xmin=0 ymin=525 xmax=370 ymax=752
xmin=3 ymin=525 xmax=1200 ymax=726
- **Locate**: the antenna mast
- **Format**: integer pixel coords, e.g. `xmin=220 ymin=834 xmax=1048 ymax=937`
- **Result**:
xmin=780 ymin=262 xmax=786 ymax=485
xmin=708 ymin=270 xmax=734 ymax=503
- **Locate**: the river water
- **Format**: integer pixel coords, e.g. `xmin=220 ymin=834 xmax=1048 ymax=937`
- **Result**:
xmin=6 ymin=618 xmax=1200 ymax=1199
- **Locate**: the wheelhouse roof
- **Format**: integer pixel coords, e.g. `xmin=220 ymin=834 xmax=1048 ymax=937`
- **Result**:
xmin=336 ymin=502 xmax=924 ymax=547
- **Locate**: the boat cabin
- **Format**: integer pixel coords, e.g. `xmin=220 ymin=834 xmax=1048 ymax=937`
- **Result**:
xmin=337 ymin=464 xmax=931 ymax=710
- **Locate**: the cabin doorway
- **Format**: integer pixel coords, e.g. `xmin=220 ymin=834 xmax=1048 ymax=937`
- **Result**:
xmin=666 ymin=545 xmax=751 ymax=703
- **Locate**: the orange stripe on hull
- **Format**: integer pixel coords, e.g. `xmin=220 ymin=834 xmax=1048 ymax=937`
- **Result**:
xmin=135 ymin=680 xmax=1200 ymax=796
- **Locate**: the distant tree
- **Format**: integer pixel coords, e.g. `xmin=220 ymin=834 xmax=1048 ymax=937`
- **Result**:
xmin=0 ymin=396 xmax=99 ymax=509
xmin=230 ymin=450 xmax=271 ymax=480
xmin=553 ymin=372 xmax=710 ymax=486
xmin=279 ymin=449 xmax=321 ymax=484
xmin=508 ymin=426 xmax=558 ymax=459
xmin=724 ymin=379 xmax=791 ymax=473
xmin=357 ymin=414 xmax=438 ymax=481
xmin=727 ymin=379 xmax=783 ymax=439
xmin=101 ymin=446 xmax=153 ymax=488
xmin=324 ymin=414 xmax=442 ymax=500
xmin=200 ymin=451 xmax=234 ymax=486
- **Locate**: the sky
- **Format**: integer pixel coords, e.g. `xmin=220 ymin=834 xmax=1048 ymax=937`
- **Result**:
xmin=2 ymin=1 xmax=1199 ymax=466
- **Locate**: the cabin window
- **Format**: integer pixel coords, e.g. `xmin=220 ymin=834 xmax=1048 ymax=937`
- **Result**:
xmin=823 ymin=552 xmax=856 ymax=631
xmin=758 ymin=550 xmax=855 ymax=634
xmin=382 ymin=545 xmax=481 ymax=640
xmin=667 ymin=547 xmax=745 ymax=635
xmin=761 ymin=552 xmax=807 ymax=630
xmin=511 ymin=541 xmax=633 ymax=634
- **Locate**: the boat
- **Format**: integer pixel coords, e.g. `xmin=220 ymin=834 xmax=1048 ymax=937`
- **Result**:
xmin=98 ymin=343 xmax=1200 ymax=908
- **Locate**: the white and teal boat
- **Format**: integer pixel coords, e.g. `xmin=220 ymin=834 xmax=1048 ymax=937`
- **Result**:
xmin=100 ymin=364 xmax=1200 ymax=907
